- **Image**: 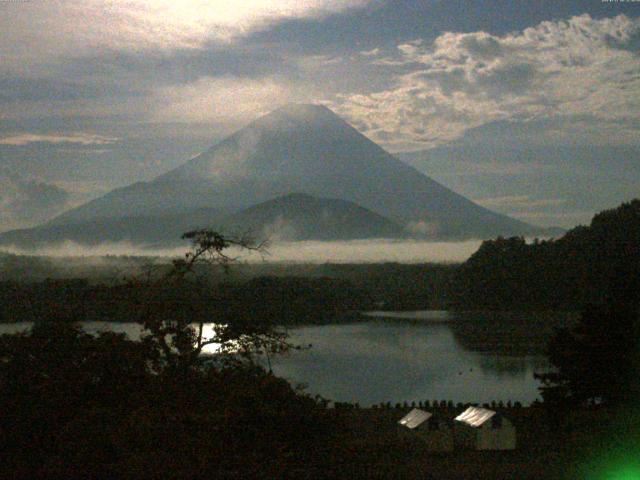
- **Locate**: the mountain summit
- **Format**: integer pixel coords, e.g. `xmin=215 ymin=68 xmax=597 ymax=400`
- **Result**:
xmin=2 ymin=104 xmax=544 ymax=246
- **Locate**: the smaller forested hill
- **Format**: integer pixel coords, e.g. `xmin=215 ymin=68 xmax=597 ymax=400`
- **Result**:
xmin=452 ymin=199 xmax=640 ymax=310
xmin=220 ymin=193 xmax=405 ymax=240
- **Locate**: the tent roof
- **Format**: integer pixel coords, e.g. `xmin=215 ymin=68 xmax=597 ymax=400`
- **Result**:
xmin=455 ymin=407 xmax=496 ymax=427
xmin=398 ymin=408 xmax=432 ymax=429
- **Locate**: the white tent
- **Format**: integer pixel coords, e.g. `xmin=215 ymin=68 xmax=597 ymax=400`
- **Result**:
xmin=398 ymin=408 xmax=432 ymax=429
xmin=454 ymin=407 xmax=516 ymax=451
xmin=398 ymin=408 xmax=453 ymax=452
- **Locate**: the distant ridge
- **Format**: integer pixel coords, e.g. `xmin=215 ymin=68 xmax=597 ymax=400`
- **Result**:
xmin=0 ymin=104 xmax=547 ymax=247
xmin=220 ymin=193 xmax=405 ymax=241
xmin=0 ymin=208 xmax=222 ymax=249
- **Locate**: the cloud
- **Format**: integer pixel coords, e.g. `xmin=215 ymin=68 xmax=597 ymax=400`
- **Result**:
xmin=474 ymin=195 xmax=567 ymax=209
xmin=359 ymin=48 xmax=381 ymax=57
xmin=0 ymin=1 xmax=371 ymax=124
xmin=151 ymin=76 xmax=305 ymax=124
xmin=405 ymin=220 xmax=439 ymax=237
xmin=261 ymin=215 xmax=298 ymax=242
xmin=1 ymin=0 xmax=371 ymax=69
xmin=296 ymin=54 xmax=344 ymax=71
xmin=0 ymin=176 xmax=72 ymax=232
xmin=333 ymin=14 xmax=640 ymax=151
xmin=0 ymin=133 xmax=118 ymax=146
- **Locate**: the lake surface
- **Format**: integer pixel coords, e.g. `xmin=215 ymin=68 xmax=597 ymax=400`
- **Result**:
xmin=0 ymin=311 xmax=563 ymax=406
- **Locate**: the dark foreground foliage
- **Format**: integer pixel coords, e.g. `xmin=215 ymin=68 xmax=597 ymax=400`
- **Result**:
xmin=3 ymin=320 xmax=638 ymax=480
xmin=535 ymin=304 xmax=640 ymax=408
xmin=0 ymin=230 xmax=333 ymax=478
xmin=0 ymin=321 xmax=330 ymax=479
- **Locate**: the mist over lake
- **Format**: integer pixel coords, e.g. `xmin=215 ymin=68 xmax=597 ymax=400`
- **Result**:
xmin=1 ymin=238 xmax=483 ymax=263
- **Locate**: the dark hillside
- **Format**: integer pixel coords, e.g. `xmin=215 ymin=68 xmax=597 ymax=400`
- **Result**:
xmin=453 ymin=199 xmax=640 ymax=310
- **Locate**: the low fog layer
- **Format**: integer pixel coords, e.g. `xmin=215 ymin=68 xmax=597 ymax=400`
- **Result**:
xmin=2 ymin=239 xmax=484 ymax=264
xmin=264 ymin=239 xmax=482 ymax=263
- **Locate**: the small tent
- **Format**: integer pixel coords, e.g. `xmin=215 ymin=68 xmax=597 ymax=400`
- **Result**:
xmin=454 ymin=407 xmax=516 ymax=451
xmin=397 ymin=408 xmax=453 ymax=452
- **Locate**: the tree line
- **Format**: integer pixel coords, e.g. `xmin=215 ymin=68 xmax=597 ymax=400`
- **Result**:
xmin=452 ymin=199 xmax=640 ymax=310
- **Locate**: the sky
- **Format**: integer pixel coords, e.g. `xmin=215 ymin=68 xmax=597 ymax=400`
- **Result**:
xmin=1 ymin=0 xmax=639 ymax=232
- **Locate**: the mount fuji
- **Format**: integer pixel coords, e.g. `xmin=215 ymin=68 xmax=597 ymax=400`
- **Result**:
xmin=0 ymin=104 xmax=546 ymax=248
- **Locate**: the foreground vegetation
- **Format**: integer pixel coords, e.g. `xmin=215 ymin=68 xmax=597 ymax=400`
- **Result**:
xmin=0 ymin=321 xmax=332 ymax=478
xmin=1 ymin=316 xmax=637 ymax=479
xmin=2 ymin=326 xmax=637 ymax=480
xmin=1 ymin=231 xmax=334 ymax=478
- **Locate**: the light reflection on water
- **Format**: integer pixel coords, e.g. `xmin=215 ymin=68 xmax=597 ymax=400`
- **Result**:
xmin=0 ymin=311 xmax=562 ymax=406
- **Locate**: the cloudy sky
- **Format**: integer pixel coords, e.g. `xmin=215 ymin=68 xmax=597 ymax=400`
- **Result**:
xmin=1 ymin=0 xmax=639 ymax=232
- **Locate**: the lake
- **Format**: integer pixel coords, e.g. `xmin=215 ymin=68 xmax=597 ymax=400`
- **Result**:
xmin=0 ymin=311 xmax=564 ymax=406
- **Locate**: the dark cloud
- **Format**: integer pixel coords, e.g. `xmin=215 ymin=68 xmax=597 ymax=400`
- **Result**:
xmin=246 ymin=0 xmax=640 ymax=53
xmin=419 ymin=68 xmax=471 ymax=96
xmin=0 ymin=77 xmax=85 ymax=103
xmin=419 ymin=61 xmax=542 ymax=99
xmin=60 ymin=44 xmax=300 ymax=89
xmin=461 ymin=35 xmax=503 ymax=59
xmin=477 ymin=62 xmax=542 ymax=97
xmin=604 ymin=29 xmax=640 ymax=52
xmin=0 ymin=76 xmax=141 ymax=104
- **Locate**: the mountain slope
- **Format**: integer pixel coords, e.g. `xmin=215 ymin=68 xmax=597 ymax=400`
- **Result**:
xmin=0 ymin=208 xmax=222 ymax=248
xmin=2 ymin=104 xmax=544 ymax=246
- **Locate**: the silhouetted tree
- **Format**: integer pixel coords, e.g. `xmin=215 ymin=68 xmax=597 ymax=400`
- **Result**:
xmin=535 ymin=304 xmax=640 ymax=407
xmin=125 ymin=229 xmax=295 ymax=375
